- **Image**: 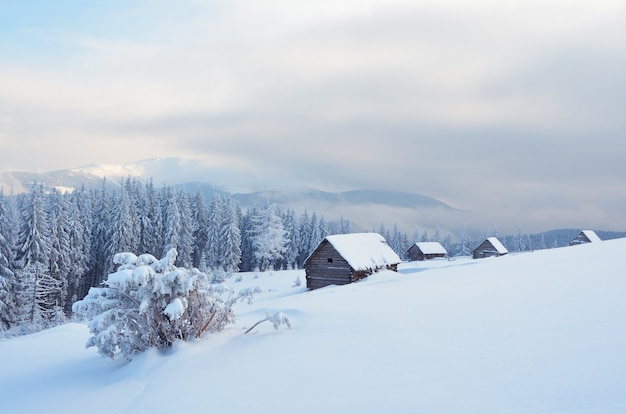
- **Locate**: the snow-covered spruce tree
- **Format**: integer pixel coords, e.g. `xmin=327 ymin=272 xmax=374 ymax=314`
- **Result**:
xmin=137 ymin=179 xmax=158 ymax=258
xmin=47 ymin=189 xmax=71 ymax=316
xmin=239 ymin=209 xmax=256 ymax=272
xmin=191 ymin=189 xmax=209 ymax=270
xmin=104 ymin=182 xmax=139 ymax=277
xmin=0 ymin=190 xmax=17 ymax=330
xmin=250 ymin=203 xmax=288 ymax=271
xmin=339 ymin=214 xmax=351 ymax=234
xmin=456 ymin=226 xmax=472 ymax=257
xmin=175 ymin=190 xmax=194 ymax=269
xmin=13 ymin=184 xmax=58 ymax=330
xmin=282 ymin=209 xmax=300 ymax=270
xmin=296 ymin=210 xmax=311 ymax=266
xmin=68 ymin=186 xmax=92 ymax=307
xmin=220 ymin=197 xmax=242 ymax=274
xmin=88 ymin=180 xmax=112 ymax=291
xmin=205 ymin=195 xmax=224 ymax=271
xmin=513 ymin=225 xmax=526 ymax=253
xmin=308 ymin=212 xmax=321 ymax=255
xmin=73 ymin=249 xmax=257 ymax=360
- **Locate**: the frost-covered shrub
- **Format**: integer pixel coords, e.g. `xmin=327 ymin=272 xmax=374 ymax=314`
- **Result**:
xmin=73 ymin=249 xmax=257 ymax=360
xmin=244 ymin=311 xmax=291 ymax=335
xmin=292 ymin=275 xmax=302 ymax=288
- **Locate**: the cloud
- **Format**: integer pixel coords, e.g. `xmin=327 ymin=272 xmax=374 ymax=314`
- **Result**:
xmin=0 ymin=0 xmax=625 ymax=232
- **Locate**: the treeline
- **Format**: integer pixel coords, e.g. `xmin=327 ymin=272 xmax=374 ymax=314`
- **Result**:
xmin=0 ymin=178 xmax=352 ymax=335
xmin=2 ymin=178 xmax=620 ymax=335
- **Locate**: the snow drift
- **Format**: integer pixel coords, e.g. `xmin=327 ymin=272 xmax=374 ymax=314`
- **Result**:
xmin=1 ymin=238 xmax=626 ymax=413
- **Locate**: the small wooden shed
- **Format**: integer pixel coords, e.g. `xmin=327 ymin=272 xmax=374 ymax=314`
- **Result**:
xmin=304 ymin=233 xmax=401 ymax=290
xmin=472 ymin=237 xmax=508 ymax=259
xmin=406 ymin=242 xmax=447 ymax=261
xmin=569 ymin=230 xmax=602 ymax=246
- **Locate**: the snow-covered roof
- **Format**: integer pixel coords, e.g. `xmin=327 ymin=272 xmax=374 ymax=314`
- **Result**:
xmin=324 ymin=233 xmax=401 ymax=271
xmin=580 ymin=230 xmax=602 ymax=243
xmin=486 ymin=237 xmax=508 ymax=254
xmin=413 ymin=242 xmax=447 ymax=255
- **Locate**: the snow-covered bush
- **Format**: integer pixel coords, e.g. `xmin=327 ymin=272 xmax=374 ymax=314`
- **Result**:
xmin=292 ymin=274 xmax=302 ymax=288
xmin=73 ymin=249 xmax=256 ymax=360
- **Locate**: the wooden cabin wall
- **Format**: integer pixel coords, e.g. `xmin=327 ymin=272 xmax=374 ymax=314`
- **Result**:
xmin=473 ymin=240 xmax=501 ymax=259
xmin=569 ymin=233 xmax=590 ymax=245
xmin=305 ymin=242 xmax=354 ymax=290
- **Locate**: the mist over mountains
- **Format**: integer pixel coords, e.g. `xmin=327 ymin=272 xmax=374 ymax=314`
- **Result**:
xmin=1 ymin=157 xmax=623 ymax=240
xmin=0 ymin=157 xmax=463 ymax=233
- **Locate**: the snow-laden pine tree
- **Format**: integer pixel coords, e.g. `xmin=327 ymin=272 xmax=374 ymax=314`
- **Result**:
xmin=308 ymin=212 xmax=321 ymax=255
xmin=250 ymin=203 xmax=288 ymax=272
xmin=338 ymin=214 xmax=351 ymax=234
xmin=442 ymin=234 xmax=452 ymax=254
xmin=389 ymin=223 xmax=402 ymax=256
xmin=73 ymin=248 xmax=258 ymax=360
xmin=282 ymin=209 xmax=300 ymax=270
xmin=105 ymin=183 xmax=140 ymax=276
xmin=13 ymin=184 xmax=54 ymax=330
xmin=524 ymin=233 xmax=532 ymax=252
xmin=433 ymin=227 xmax=441 ymax=243
xmin=191 ymin=189 xmax=209 ymax=270
xmin=205 ymin=195 xmax=223 ymax=271
xmin=47 ymin=189 xmax=71 ymax=317
xmin=399 ymin=232 xmax=410 ymax=260
xmin=89 ymin=180 xmax=112 ymax=289
xmin=513 ymin=226 xmax=525 ymax=253
xmin=68 ymin=187 xmax=92 ymax=306
xmin=297 ymin=210 xmax=311 ymax=266
xmin=136 ymin=179 xmax=155 ymax=256
xmin=162 ymin=186 xmax=181 ymax=255
xmin=317 ymin=215 xmax=328 ymax=246
xmin=411 ymin=228 xmax=419 ymax=244
xmin=456 ymin=227 xmax=472 ymax=257
xmin=175 ymin=190 xmax=194 ymax=269
xmin=0 ymin=190 xmax=17 ymax=330
xmin=239 ymin=209 xmax=256 ymax=272
xmin=220 ymin=197 xmax=242 ymax=274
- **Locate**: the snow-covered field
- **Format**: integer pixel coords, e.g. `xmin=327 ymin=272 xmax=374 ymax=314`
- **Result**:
xmin=2 ymin=239 xmax=626 ymax=414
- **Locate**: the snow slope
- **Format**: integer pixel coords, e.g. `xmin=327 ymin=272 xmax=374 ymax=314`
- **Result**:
xmin=2 ymin=239 xmax=626 ymax=413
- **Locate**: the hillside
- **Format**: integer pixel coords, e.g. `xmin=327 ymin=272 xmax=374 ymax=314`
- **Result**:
xmin=1 ymin=238 xmax=625 ymax=413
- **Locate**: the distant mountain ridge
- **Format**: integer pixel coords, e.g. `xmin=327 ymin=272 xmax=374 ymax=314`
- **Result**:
xmin=0 ymin=157 xmax=457 ymax=233
xmin=5 ymin=158 xmax=621 ymax=239
xmin=232 ymin=189 xmax=455 ymax=212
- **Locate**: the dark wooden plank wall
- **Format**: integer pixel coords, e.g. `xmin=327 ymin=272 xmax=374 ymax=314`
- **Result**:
xmin=407 ymin=245 xmax=445 ymax=261
xmin=305 ymin=241 xmax=354 ymax=290
xmin=473 ymin=240 xmax=502 ymax=259
xmin=569 ymin=233 xmax=590 ymax=245
xmin=407 ymin=245 xmax=420 ymax=261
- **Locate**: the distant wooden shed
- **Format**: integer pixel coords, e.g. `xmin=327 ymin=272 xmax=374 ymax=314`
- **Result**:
xmin=569 ymin=230 xmax=602 ymax=246
xmin=304 ymin=233 xmax=401 ymax=290
xmin=407 ymin=242 xmax=447 ymax=261
xmin=472 ymin=237 xmax=508 ymax=259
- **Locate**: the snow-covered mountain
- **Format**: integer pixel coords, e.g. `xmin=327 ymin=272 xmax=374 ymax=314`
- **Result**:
xmin=0 ymin=157 xmax=461 ymax=233
xmin=2 ymin=238 xmax=625 ymax=413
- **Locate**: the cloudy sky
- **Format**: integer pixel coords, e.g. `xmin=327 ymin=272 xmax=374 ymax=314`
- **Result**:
xmin=1 ymin=0 xmax=625 ymax=232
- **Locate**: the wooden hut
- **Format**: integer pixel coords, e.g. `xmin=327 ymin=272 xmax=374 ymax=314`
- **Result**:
xmin=569 ymin=230 xmax=602 ymax=246
xmin=472 ymin=237 xmax=508 ymax=259
xmin=406 ymin=242 xmax=447 ymax=261
xmin=304 ymin=233 xmax=401 ymax=290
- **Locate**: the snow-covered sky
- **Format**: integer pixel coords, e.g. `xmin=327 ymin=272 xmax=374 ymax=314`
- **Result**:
xmin=1 ymin=1 xmax=625 ymax=230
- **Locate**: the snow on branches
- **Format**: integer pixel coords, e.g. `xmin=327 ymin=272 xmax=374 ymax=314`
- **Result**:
xmin=244 ymin=311 xmax=291 ymax=335
xmin=73 ymin=249 xmax=258 ymax=360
